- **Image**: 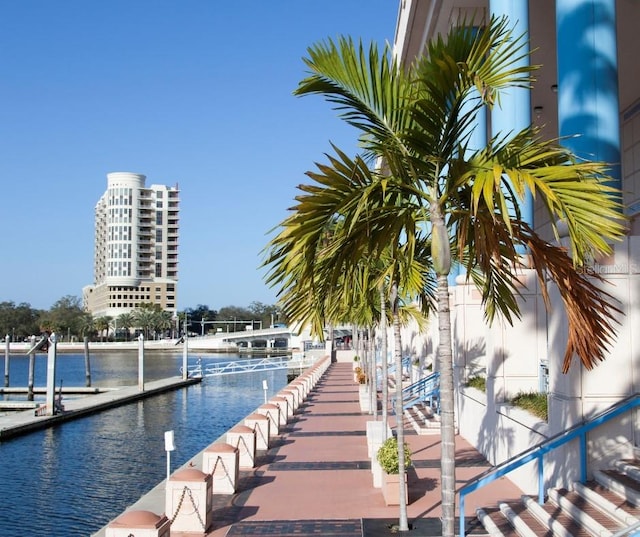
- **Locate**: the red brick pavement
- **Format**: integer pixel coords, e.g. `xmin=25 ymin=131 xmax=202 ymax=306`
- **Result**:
xmin=196 ymin=362 xmax=523 ymax=537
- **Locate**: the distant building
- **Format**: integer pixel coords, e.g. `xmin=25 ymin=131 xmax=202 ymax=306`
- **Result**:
xmin=83 ymin=172 xmax=179 ymax=318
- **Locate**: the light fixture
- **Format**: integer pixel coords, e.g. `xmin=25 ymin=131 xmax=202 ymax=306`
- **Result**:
xmin=534 ymin=105 xmax=544 ymax=119
xmin=551 ymin=84 xmax=558 ymax=93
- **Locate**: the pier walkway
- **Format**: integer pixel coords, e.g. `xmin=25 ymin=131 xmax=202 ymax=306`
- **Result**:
xmin=0 ymin=376 xmax=201 ymax=440
xmin=96 ymin=361 xmax=523 ymax=536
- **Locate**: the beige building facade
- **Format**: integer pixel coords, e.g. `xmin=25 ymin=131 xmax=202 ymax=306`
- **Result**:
xmin=83 ymin=172 xmax=179 ymax=318
xmin=393 ymin=0 xmax=640 ymax=494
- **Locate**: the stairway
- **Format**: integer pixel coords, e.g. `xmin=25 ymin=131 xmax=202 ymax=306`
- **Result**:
xmin=476 ymin=458 xmax=640 ymax=536
xmin=404 ymin=402 xmax=441 ymax=435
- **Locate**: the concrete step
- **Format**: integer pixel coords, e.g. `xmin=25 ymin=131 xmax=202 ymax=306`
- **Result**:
xmin=548 ymin=487 xmax=621 ymax=535
xmin=595 ymin=467 xmax=640 ymax=507
xmin=573 ymin=481 xmax=640 ymax=527
xmin=475 ymin=457 xmax=640 ymax=537
xmin=404 ymin=403 xmax=440 ymax=435
xmin=477 ymin=507 xmax=523 ymax=537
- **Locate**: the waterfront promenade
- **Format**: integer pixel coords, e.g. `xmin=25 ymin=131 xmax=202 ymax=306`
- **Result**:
xmin=97 ymin=361 xmax=523 ymax=536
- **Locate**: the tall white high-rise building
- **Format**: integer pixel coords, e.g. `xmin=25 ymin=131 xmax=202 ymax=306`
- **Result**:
xmin=83 ymin=172 xmax=179 ymax=318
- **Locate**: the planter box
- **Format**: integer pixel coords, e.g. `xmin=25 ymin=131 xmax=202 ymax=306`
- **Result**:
xmin=359 ymin=384 xmax=372 ymax=412
xmin=381 ymin=472 xmax=408 ymax=506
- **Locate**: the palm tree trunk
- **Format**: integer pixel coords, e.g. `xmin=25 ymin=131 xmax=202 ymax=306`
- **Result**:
xmin=380 ymin=285 xmax=389 ymax=438
xmin=436 ymin=273 xmax=456 ymax=537
xmin=391 ymin=282 xmax=409 ymax=531
xmin=369 ymin=327 xmax=377 ymax=418
xmin=430 ymin=201 xmax=456 ymax=537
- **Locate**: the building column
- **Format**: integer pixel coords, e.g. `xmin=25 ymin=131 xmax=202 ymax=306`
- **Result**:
xmin=490 ymin=0 xmax=533 ymax=227
xmin=555 ymin=0 xmax=621 ymax=190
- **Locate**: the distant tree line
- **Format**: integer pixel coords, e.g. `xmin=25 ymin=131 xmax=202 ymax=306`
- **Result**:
xmin=0 ymin=296 xmax=283 ymax=343
xmin=179 ymin=301 xmax=283 ymax=336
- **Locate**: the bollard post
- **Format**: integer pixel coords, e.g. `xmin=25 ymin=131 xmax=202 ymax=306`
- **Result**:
xmin=166 ymin=469 xmax=213 ymax=533
xmin=202 ymin=443 xmax=239 ymax=494
xmin=106 ymin=510 xmax=170 ymax=537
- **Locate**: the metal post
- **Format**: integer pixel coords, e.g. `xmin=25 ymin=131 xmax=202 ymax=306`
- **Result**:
xmin=45 ymin=333 xmax=57 ymax=415
xmin=138 ymin=334 xmax=144 ymax=391
xmin=4 ymin=334 xmax=9 ymax=387
xmin=165 ymin=430 xmax=175 ymax=482
xmin=27 ymin=335 xmax=36 ymax=401
xmin=83 ymin=336 xmax=91 ymax=387
xmin=182 ymin=332 xmax=188 ymax=380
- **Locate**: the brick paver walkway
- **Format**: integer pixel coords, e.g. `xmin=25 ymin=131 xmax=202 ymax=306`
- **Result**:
xmin=195 ymin=362 xmax=523 ymax=537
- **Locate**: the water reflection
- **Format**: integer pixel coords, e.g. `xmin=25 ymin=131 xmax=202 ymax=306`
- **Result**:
xmin=0 ymin=352 xmax=288 ymax=536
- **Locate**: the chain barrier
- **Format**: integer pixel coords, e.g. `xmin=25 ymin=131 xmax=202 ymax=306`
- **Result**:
xmin=211 ymin=455 xmax=234 ymax=487
xmin=251 ymin=421 xmax=268 ymax=447
xmin=170 ymin=485 xmax=206 ymax=530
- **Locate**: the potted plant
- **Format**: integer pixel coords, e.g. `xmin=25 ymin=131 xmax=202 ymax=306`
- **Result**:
xmin=377 ymin=436 xmax=412 ymax=506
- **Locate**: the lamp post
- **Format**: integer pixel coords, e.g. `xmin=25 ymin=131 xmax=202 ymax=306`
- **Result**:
xmin=164 ymin=430 xmax=175 ymax=482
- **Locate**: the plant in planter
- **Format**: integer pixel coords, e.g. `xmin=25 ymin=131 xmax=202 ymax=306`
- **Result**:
xmin=354 ymin=366 xmax=363 ymax=383
xmin=357 ymin=370 xmax=367 ymax=384
xmin=466 ymin=375 xmax=486 ymax=392
xmin=511 ymin=390 xmax=548 ymax=421
xmin=377 ymin=437 xmax=412 ymax=505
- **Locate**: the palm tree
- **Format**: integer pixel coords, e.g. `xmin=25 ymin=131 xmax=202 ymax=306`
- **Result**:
xmin=155 ymin=310 xmax=174 ymax=339
xmin=117 ymin=313 xmax=134 ymax=341
xmin=132 ymin=307 xmax=155 ymax=339
xmin=267 ymin=16 xmax=626 ymax=537
xmin=94 ymin=316 xmax=111 ymax=342
xmin=265 ymin=148 xmax=434 ymax=528
xmin=79 ymin=313 xmax=96 ymax=340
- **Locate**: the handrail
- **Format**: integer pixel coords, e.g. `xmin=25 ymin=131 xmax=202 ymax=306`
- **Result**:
xmin=387 ymin=356 xmax=412 ymax=374
xmin=459 ymin=393 xmax=640 ymax=537
xmin=391 ymin=371 xmax=440 ymax=412
xmin=182 ymin=355 xmax=316 ymax=378
xmin=402 ymin=371 xmax=440 ymax=397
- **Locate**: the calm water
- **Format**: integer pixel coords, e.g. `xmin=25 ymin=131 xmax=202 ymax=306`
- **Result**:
xmin=0 ymin=351 xmax=288 ymax=536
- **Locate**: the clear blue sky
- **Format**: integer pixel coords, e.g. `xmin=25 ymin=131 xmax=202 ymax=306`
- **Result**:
xmin=0 ymin=1 xmax=398 ymax=312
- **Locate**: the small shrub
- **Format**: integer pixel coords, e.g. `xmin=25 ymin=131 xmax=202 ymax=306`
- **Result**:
xmin=353 ymin=355 xmax=360 ymax=362
xmin=511 ymin=391 xmax=548 ymax=421
xmin=376 ymin=437 xmax=412 ymax=474
xmin=466 ymin=376 xmax=486 ymax=392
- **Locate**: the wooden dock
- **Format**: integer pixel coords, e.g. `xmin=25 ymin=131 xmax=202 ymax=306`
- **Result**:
xmin=0 ymin=376 xmax=201 ymax=440
xmin=0 ymin=386 xmax=114 ymax=395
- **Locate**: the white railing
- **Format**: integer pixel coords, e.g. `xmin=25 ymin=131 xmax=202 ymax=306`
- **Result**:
xmin=184 ymin=355 xmax=316 ymax=378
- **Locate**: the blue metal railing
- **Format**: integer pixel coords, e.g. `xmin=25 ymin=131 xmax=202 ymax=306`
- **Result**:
xmin=458 ymin=393 xmax=640 ymax=537
xmin=386 ymin=356 xmax=411 ymax=377
xmin=391 ymin=371 xmax=440 ymax=413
